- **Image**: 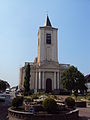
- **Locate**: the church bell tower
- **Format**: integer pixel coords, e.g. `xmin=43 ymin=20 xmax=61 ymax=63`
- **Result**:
xmin=37 ymin=16 xmax=58 ymax=64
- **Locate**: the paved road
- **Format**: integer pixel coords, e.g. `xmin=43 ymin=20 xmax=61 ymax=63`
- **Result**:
xmin=0 ymin=104 xmax=9 ymax=120
xmin=78 ymin=107 xmax=90 ymax=120
xmin=0 ymin=94 xmax=11 ymax=120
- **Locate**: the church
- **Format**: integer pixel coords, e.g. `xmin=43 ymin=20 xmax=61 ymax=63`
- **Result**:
xmin=19 ymin=16 xmax=70 ymax=93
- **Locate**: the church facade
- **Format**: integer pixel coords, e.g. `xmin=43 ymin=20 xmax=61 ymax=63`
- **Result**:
xmin=19 ymin=16 xmax=70 ymax=93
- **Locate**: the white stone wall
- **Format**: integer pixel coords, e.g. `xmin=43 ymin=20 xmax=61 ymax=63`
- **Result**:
xmin=19 ymin=63 xmax=70 ymax=92
xmin=51 ymin=30 xmax=58 ymax=62
xmin=30 ymin=71 xmax=35 ymax=90
xmin=18 ymin=67 xmax=25 ymax=90
xmin=37 ymin=27 xmax=58 ymax=64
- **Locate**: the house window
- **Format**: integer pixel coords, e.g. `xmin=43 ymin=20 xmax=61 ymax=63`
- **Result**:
xmin=46 ymin=34 xmax=51 ymax=44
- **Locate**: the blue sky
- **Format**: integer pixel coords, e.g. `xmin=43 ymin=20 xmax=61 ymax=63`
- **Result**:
xmin=0 ymin=0 xmax=90 ymax=87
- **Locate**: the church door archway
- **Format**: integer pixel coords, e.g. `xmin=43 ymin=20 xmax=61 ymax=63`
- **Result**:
xmin=46 ymin=79 xmax=52 ymax=93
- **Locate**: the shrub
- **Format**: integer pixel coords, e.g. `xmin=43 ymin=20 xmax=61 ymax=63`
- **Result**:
xmin=65 ymin=97 xmax=75 ymax=108
xmin=59 ymin=89 xmax=71 ymax=95
xmin=32 ymin=94 xmax=39 ymax=100
xmin=23 ymin=91 xmax=28 ymax=96
xmin=23 ymin=90 xmax=32 ymax=96
xmin=42 ymin=98 xmax=58 ymax=114
xmin=34 ymin=104 xmax=44 ymax=112
xmin=88 ymin=97 xmax=90 ymax=100
xmin=11 ymin=96 xmax=23 ymax=108
xmin=87 ymin=92 xmax=90 ymax=96
xmin=24 ymin=97 xmax=32 ymax=104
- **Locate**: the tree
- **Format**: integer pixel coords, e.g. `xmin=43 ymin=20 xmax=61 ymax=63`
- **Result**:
xmin=4 ymin=81 xmax=10 ymax=88
xmin=0 ymin=80 xmax=6 ymax=92
xmin=0 ymin=80 xmax=10 ymax=92
xmin=61 ymin=66 xmax=87 ymax=94
xmin=24 ymin=63 xmax=30 ymax=95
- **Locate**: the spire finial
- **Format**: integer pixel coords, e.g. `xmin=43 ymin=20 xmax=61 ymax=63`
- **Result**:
xmin=45 ymin=11 xmax=48 ymax=16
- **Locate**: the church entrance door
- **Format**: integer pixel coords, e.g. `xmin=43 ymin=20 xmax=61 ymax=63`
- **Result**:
xmin=46 ymin=79 xmax=52 ymax=93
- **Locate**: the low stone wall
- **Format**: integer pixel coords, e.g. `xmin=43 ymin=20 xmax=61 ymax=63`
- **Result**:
xmin=66 ymin=109 xmax=79 ymax=120
xmin=8 ymin=107 xmax=79 ymax=120
xmin=75 ymin=101 xmax=86 ymax=107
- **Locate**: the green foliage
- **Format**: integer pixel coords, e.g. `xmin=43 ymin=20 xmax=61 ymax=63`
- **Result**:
xmin=88 ymin=97 xmax=90 ymax=100
xmin=61 ymin=66 xmax=87 ymax=93
xmin=34 ymin=104 xmax=44 ymax=112
xmin=32 ymin=94 xmax=39 ymax=100
xmin=59 ymin=89 xmax=71 ymax=95
xmin=23 ymin=91 xmax=31 ymax=96
xmin=65 ymin=97 xmax=75 ymax=108
xmin=11 ymin=96 xmax=23 ymax=108
xmin=0 ymin=80 xmax=6 ymax=92
xmin=42 ymin=98 xmax=58 ymax=113
xmin=51 ymin=95 xmax=57 ymax=100
xmin=4 ymin=81 xmax=10 ymax=89
xmin=24 ymin=63 xmax=30 ymax=95
xmin=87 ymin=92 xmax=90 ymax=96
xmin=24 ymin=97 xmax=32 ymax=103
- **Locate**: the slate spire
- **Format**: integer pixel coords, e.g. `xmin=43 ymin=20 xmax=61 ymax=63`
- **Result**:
xmin=44 ymin=15 xmax=52 ymax=27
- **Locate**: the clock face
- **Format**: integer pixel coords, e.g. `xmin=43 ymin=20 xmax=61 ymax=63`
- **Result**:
xmin=46 ymin=33 xmax=51 ymax=44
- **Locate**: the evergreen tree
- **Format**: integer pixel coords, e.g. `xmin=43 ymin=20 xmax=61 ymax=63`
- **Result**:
xmin=24 ymin=63 xmax=30 ymax=95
